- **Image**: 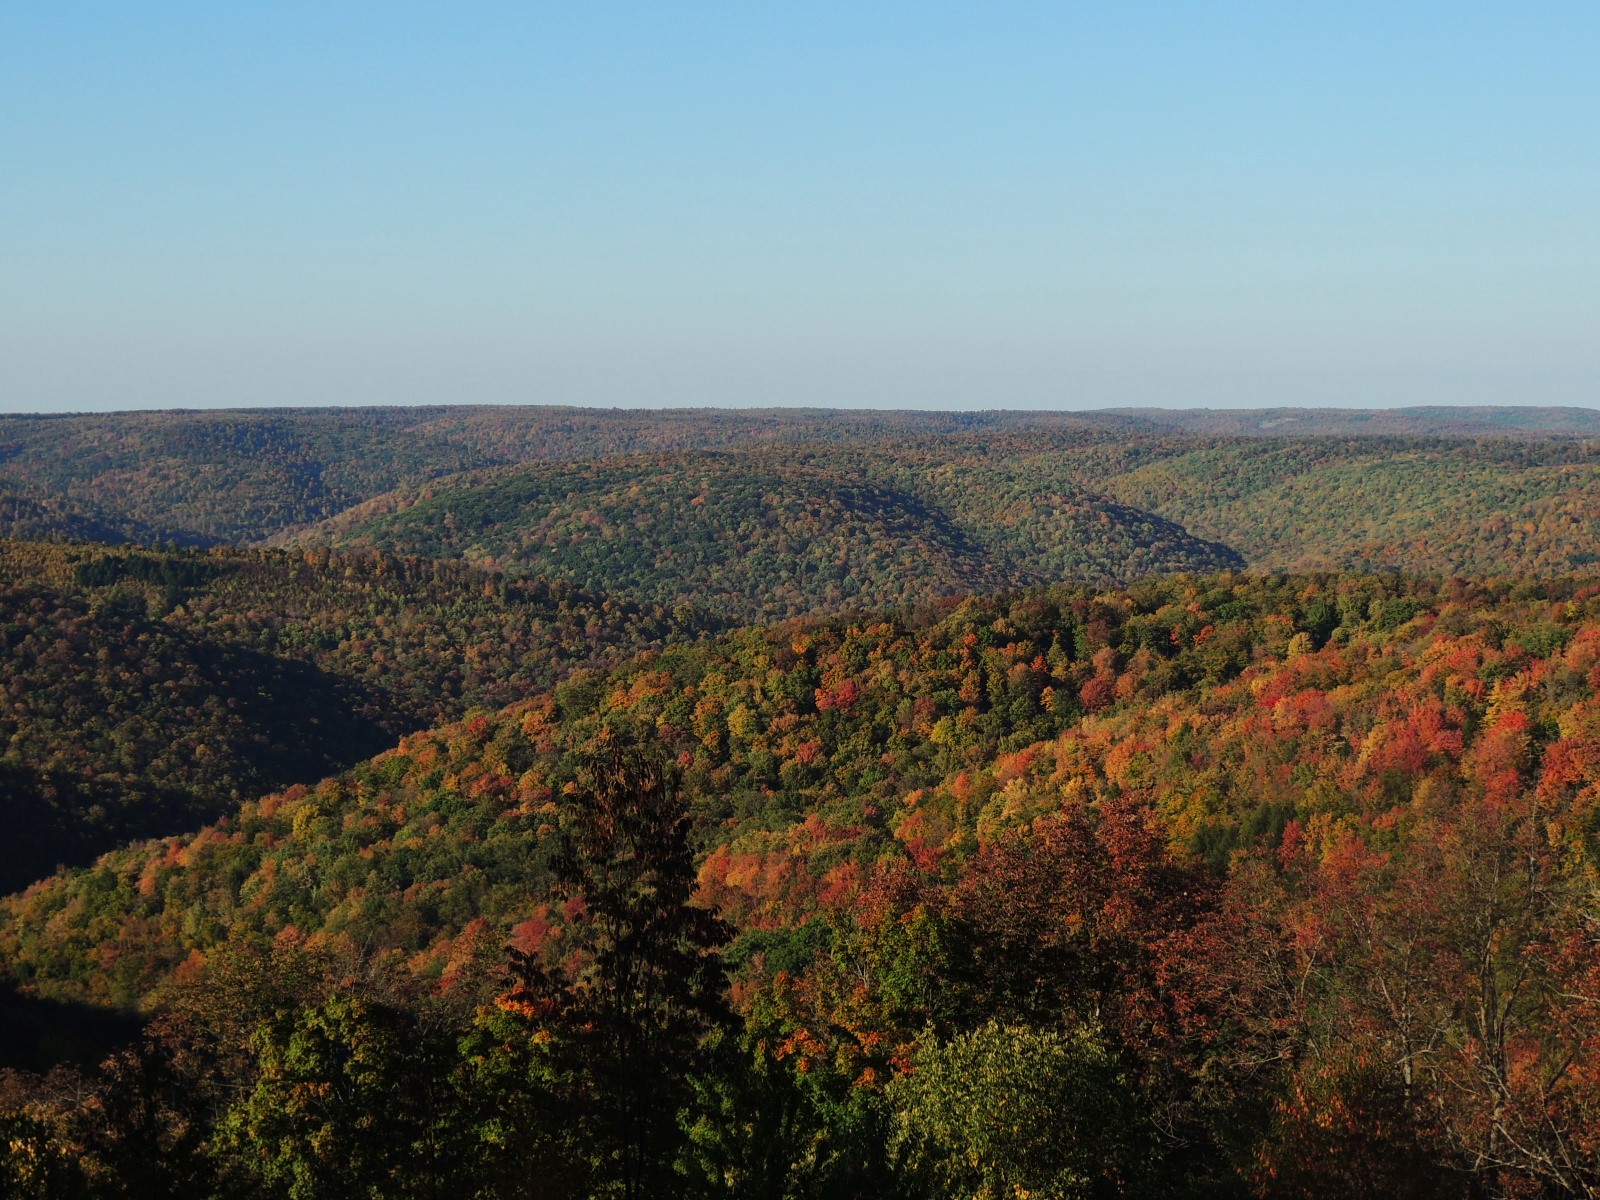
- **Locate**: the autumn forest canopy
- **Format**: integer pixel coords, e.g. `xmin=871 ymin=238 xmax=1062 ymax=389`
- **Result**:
xmin=2 ymin=405 xmax=1600 ymax=1198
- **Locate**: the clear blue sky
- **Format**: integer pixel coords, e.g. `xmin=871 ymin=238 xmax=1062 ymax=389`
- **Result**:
xmin=2 ymin=2 xmax=1596 ymax=412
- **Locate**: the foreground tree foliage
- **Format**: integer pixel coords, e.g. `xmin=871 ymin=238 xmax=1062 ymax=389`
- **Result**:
xmin=5 ymin=571 xmax=1600 ymax=1196
xmin=491 ymin=732 xmax=732 ymax=1198
xmin=213 ymin=995 xmax=459 ymax=1200
xmin=888 ymin=1019 xmax=1151 ymax=1200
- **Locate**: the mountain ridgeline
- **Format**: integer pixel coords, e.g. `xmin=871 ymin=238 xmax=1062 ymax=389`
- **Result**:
xmin=287 ymin=447 xmax=1246 ymax=618
xmin=2 ymin=409 xmax=1597 ymax=601
xmin=292 ymin=434 xmax=1600 ymax=619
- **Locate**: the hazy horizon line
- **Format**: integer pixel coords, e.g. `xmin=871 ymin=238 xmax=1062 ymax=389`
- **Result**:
xmin=2 ymin=400 xmax=1597 ymax=418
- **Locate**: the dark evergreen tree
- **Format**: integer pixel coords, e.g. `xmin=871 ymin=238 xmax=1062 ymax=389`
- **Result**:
xmin=499 ymin=728 xmax=732 ymax=1200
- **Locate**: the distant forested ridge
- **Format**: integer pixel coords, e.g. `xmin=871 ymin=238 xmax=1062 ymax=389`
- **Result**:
xmin=1101 ymin=403 xmax=1600 ymax=437
xmin=1096 ymin=435 xmax=1600 ymax=575
xmin=4 ymin=409 xmax=1598 ymax=619
xmin=297 ymin=433 xmax=1600 ymax=618
xmin=2 ymin=405 xmax=1597 ymax=551
xmin=290 ymin=446 xmax=1246 ymax=618
xmin=0 ymin=407 xmax=1130 ymax=545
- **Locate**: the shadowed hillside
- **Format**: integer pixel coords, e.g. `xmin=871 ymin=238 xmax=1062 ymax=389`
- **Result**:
xmin=0 ymin=540 xmax=715 ymax=889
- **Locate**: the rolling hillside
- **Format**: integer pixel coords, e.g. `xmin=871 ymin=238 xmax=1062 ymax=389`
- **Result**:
xmin=0 ymin=540 xmax=713 ymax=890
xmin=3 ymin=405 xmax=1595 ymax=551
xmin=4 ymin=570 xmax=1598 ymax=1195
xmin=295 ymin=433 xmax=1600 ymax=623
xmin=291 ymin=447 xmax=1245 ymax=618
xmin=0 ymin=407 xmax=1127 ymax=545
xmin=1116 ymin=404 xmax=1600 ymax=437
xmin=1100 ymin=437 xmax=1600 ymax=575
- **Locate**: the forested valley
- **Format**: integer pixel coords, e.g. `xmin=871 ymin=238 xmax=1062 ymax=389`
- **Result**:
xmin=1 ymin=407 xmax=1599 ymax=1198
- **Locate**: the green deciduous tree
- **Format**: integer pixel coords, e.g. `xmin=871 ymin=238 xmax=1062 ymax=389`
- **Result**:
xmin=213 ymin=994 xmax=458 ymax=1200
xmin=888 ymin=1019 xmax=1152 ymax=1200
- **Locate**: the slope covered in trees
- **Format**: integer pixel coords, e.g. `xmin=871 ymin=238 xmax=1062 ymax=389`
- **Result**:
xmin=0 ymin=540 xmax=712 ymax=891
xmin=299 ymin=433 xmax=1600 ymax=620
xmin=1101 ymin=436 xmax=1600 ymax=575
xmin=294 ymin=447 xmax=1245 ymax=618
xmin=0 ymin=407 xmax=1132 ymax=545
xmin=4 ymin=404 xmax=1600 ymax=1197
xmin=4 ymin=405 xmax=1596 ymax=550
xmin=0 ymin=493 xmax=163 ymax=546
xmin=5 ymin=571 xmax=1600 ymax=1196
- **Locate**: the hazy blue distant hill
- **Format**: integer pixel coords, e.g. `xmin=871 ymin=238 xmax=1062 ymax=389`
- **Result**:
xmin=1110 ymin=404 xmax=1600 ymax=437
